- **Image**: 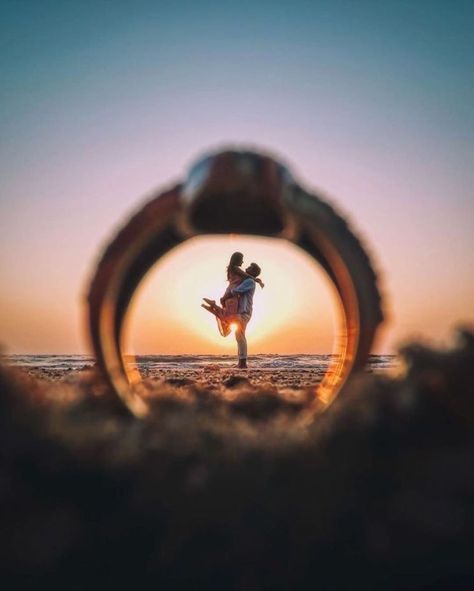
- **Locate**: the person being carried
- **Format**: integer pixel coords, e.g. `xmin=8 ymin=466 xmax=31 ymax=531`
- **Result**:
xmin=202 ymin=252 xmax=264 ymax=337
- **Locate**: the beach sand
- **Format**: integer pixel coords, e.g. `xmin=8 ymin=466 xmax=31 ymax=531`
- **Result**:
xmin=12 ymin=355 xmax=396 ymax=402
xmin=1 ymin=333 xmax=473 ymax=589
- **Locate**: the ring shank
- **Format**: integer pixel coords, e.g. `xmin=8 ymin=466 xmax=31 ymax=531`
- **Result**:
xmin=288 ymin=187 xmax=383 ymax=403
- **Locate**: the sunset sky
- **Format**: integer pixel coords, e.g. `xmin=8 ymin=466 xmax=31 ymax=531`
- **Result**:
xmin=1 ymin=1 xmax=473 ymax=355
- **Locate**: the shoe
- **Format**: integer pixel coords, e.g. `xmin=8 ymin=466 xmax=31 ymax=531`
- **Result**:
xmin=237 ymin=359 xmax=248 ymax=369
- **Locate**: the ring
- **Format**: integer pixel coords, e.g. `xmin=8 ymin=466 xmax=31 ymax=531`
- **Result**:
xmin=87 ymin=148 xmax=384 ymax=417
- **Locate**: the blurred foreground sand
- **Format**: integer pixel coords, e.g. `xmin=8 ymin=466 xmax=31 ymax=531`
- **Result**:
xmin=1 ymin=332 xmax=473 ymax=589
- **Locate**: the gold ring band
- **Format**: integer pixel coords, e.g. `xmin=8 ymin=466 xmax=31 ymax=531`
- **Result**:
xmin=87 ymin=149 xmax=384 ymax=417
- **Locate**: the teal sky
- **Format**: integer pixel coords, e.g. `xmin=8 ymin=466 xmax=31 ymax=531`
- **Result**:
xmin=1 ymin=0 xmax=473 ymax=353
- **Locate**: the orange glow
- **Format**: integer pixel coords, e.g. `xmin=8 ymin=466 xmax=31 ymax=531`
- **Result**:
xmin=124 ymin=235 xmax=339 ymax=355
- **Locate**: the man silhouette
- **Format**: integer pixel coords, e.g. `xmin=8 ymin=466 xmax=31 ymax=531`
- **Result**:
xmin=221 ymin=262 xmax=261 ymax=369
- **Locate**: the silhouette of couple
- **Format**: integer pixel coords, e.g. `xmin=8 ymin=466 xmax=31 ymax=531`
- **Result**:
xmin=202 ymin=252 xmax=263 ymax=369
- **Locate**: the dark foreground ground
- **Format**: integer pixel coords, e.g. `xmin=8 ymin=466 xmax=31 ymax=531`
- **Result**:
xmin=1 ymin=332 xmax=473 ymax=590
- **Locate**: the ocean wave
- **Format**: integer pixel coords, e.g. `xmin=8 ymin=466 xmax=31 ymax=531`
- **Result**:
xmin=2 ymin=354 xmax=398 ymax=371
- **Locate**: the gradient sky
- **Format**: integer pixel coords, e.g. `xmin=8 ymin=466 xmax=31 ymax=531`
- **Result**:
xmin=1 ymin=0 xmax=473 ymax=354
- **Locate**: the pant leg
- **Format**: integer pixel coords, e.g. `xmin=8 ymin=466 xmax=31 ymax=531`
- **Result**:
xmin=235 ymin=314 xmax=250 ymax=360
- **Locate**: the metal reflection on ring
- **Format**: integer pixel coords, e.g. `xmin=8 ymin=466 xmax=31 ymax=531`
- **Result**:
xmin=87 ymin=148 xmax=384 ymax=417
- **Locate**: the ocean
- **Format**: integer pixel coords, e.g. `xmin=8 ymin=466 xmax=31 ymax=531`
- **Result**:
xmin=2 ymin=354 xmax=397 ymax=372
